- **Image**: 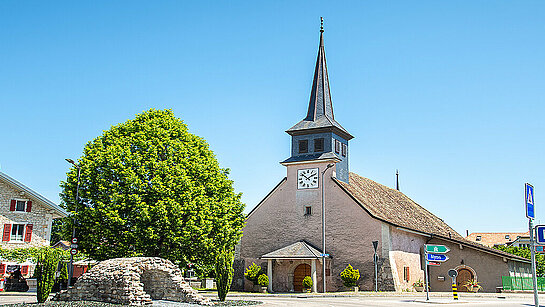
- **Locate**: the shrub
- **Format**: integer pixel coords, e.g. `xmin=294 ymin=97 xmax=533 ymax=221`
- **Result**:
xmin=58 ymin=261 xmax=68 ymax=281
xmin=244 ymin=262 xmax=263 ymax=284
xmin=214 ymin=247 xmax=234 ymax=301
xmin=257 ymin=274 xmax=269 ymax=287
xmin=36 ymin=248 xmax=62 ymax=303
xmin=302 ymin=276 xmax=313 ymax=289
xmin=340 ymin=264 xmax=360 ymax=287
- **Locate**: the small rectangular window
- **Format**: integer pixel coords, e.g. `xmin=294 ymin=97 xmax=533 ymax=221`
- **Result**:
xmin=341 ymin=143 xmax=347 ymax=157
xmin=403 ymin=266 xmax=410 ymax=282
xmin=314 ymin=138 xmax=324 ymax=152
xmin=505 ymin=235 xmax=510 ymax=240
xmin=11 ymin=224 xmax=25 ymax=241
xmin=15 ymin=200 xmax=26 ymax=212
xmin=298 ymin=140 xmax=308 ymax=153
xmin=476 ymin=236 xmax=481 ymax=241
xmin=305 ymin=206 xmax=312 ymax=216
xmin=335 ymin=140 xmax=340 ymax=153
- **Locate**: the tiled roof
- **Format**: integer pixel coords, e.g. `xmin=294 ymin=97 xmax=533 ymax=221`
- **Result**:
xmin=261 ymin=241 xmax=325 ymax=259
xmin=466 ymin=232 xmax=529 ymax=248
xmin=336 ymin=173 xmax=463 ymax=240
xmin=335 ymin=172 xmax=530 ymax=263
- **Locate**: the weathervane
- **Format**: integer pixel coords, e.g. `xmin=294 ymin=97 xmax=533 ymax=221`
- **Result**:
xmin=320 ymin=17 xmax=324 ymax=33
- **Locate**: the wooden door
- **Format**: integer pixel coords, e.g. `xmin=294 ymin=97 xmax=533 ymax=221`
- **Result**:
xmin=456 ymin=268 xmax=474 ymax=292
xmin=293 ymin=264 xmax=311 ymax=292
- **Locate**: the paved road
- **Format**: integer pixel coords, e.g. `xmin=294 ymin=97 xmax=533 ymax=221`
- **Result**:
xmin=2 ymin=292 xmax=545 ymax=306
xmin=252 ymin=296 xmax=544 ymax=306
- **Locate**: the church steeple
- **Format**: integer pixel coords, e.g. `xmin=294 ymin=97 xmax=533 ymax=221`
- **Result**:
xmin=305 ymin=17 xmax=334 ymax=122
xmin=286 ymin=18 xmax=353 ymax=141
xmin=282 ymin=18 xmax=353 ymax=184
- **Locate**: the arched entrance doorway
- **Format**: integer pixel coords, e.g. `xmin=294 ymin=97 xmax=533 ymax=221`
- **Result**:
xmin=293 ymin=263 xmax=311 ymax=292
xmin=456 ymin=268 xmax=474 ymax=292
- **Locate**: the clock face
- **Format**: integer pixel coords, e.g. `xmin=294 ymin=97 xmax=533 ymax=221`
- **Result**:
xmin=297 ymin=168 xmax=319 ymax=189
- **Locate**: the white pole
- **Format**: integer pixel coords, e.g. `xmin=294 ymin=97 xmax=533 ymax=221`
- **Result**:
xmin=529 ymin=219 xmax=539 ymax=307
xmin=267 ymin=259 xmax=273 ymax=293
xmin=424 ymin=245 xmax=430 ymax=301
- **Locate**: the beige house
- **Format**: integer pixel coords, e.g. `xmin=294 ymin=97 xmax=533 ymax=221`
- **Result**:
xmin=235 ymin=26 xmax=530 ymax=293
xmin=466 ymin=232 xmax=529 ymax=248
xmin=0 ymin=171 xmax=68 ymax=276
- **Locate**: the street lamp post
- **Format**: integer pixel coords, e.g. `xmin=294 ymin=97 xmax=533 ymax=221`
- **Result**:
xmin=321 ymin=163 xmax=335 ymax=293
xmin=65 ymin=158 xmax=81 ymax=288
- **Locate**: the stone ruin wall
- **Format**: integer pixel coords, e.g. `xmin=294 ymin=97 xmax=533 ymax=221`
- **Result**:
xmin=54 ymin=257 xmax=212 ymax=306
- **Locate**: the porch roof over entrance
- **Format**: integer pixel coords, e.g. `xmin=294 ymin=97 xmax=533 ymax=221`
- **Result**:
xmin=261 ymin=241 xmax=328 ymax=259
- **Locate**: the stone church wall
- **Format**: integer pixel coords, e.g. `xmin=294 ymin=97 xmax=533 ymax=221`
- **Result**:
xmin=426 ymin=238 xmax=512 ymax=293
xmin=240 ymin=162 xmax=393 ymax=292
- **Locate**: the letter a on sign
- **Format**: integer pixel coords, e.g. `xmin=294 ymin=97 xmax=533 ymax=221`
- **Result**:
xmin=526 ymin=183 xmax=535 ymax=219
xmin=528 ymin=189 xmax=534 ymax=205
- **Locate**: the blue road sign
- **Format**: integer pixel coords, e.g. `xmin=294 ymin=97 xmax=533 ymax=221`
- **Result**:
xmin=426 ymin=253 xmax=449 ymax=262
xmin=536 ymin=246 xmax=545 ymax=253
xmin=526 ymin=183 xmax=535 ymax=219
xmin=536 ymin=225 xmax=545 ymax=245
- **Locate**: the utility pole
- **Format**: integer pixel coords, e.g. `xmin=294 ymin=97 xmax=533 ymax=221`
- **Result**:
xmin=66 ymin=159 xmax=81 ymax=288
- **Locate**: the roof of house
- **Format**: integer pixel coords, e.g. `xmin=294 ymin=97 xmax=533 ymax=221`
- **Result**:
xmin=52 ymin=240 xmax=71 ymax=250
xmin=334 ymin=172 xmax=530 ymax=263
xmin=466 ymin=232 xmax=529 ymax=247
xmin=261 ymin=241 xmax=327 ymax=259
xmin=0 ymin=171 xmax=69 ymax=218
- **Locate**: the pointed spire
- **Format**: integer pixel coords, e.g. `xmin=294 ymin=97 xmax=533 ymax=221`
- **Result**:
xmin=286 ymin=18 xmax=353 ymax=141
xmin=305 ymin=17 xmax=334 ymax=121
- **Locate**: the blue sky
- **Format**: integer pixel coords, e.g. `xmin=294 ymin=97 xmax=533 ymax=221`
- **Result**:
xmin=1 ymin=1 xmax=544 ymax=235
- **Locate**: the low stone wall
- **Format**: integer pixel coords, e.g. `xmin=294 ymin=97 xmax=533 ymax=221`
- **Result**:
xmin=54 ymin=257 xmax=212 ymax=306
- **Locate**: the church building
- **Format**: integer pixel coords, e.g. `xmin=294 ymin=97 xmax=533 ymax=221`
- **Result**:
xmin=235 ymin=22 xmax=531 ymax=293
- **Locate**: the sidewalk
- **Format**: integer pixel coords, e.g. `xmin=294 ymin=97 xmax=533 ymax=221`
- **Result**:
xmin=0 ymin=292 xmax=37 ymax=305
xmin=200 ymin=290 xmax=545 ymax=299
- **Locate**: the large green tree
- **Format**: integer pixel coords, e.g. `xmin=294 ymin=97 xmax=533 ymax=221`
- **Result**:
xmin=494 ymin=245 xmax=545 ymax=276
xmin=60 ymin=109 xmax=245 ymax=267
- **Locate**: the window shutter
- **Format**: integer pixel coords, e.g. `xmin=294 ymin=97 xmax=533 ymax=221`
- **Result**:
xmin=24 ymin=224 xmax=33 ymax=242
xmin=10 ymin=200 xmax=16 ymax=211
xmin=0 ymin=263 xmax=5 ymax=274
xmin=2 ymin=224 xmax=11 ymax=242
xmin=26 ymin=201 xmax=32 ymax=212
xmin=404 ymin=266 xmax=410 ymax=282
xmin=21 ymin=265 xmax=29 ymax=275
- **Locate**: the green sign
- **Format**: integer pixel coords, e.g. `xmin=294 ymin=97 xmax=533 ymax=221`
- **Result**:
xmin=425 ymin=245 xmax=450 ymax=254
